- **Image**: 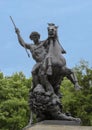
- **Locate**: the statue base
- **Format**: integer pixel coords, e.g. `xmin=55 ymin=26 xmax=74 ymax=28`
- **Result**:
xmin=37 ymin=120 xmax=81 ymax=125
xmin=22 ymin=120 xmax=92 ymax=130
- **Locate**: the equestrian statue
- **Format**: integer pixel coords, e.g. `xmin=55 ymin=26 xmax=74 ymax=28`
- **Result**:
xmin=10 ymin=17 xmax=81 ymax=124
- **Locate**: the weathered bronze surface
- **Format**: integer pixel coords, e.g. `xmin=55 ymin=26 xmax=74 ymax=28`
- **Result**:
xmin=15 ymin=23 xmax=81 ymax=124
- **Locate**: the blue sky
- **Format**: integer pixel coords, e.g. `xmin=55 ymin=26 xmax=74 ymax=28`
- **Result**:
xmin=0 ymin=0 xmax=92 ymax=77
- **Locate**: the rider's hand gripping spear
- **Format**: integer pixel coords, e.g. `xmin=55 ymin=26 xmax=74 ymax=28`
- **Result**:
xmin=10 ymin=16 xmax=30 ymax=57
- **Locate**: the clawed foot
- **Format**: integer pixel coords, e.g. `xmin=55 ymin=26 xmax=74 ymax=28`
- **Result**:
xmin=73 ymin=117 xmax=81 ymax=123
xmin=55 ymin=112 xmax=81 ymax=123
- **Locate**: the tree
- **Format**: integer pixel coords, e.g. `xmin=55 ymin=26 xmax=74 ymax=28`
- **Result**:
xmin=0 ymin=72 xmax=32 ymax=130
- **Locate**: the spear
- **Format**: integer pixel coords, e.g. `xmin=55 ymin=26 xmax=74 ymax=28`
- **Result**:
xmin=10 ymin=16 xmax=30 ymax=57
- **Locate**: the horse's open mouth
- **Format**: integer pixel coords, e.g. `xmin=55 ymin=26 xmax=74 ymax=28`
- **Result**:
xmin=48 ymin=32 xmax=54 ymax=37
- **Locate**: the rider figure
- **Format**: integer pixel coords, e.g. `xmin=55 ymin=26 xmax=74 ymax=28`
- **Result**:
xmin=15 ymin=28 xmax=46 ymax=84
xmin=15 ymin=28 xmax=55 ymax=93
xmin=15 ymin=26 xmax=68 ymax=94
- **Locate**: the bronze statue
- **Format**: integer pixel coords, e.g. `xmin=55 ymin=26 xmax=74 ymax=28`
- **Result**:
xmin=11 ymin=17 xmax=81 ymax=124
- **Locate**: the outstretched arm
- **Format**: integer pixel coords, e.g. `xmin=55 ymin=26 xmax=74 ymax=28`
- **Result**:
xmin=15 ymin=28 xmax=30 ymax=49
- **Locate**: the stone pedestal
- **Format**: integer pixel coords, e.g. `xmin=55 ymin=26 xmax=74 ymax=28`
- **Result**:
xmin=23 ymin=120 xmax=92 ymax=130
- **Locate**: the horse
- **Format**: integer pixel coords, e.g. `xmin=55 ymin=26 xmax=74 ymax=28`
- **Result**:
xmin=38 ymin=23 xmax=81 ymax=97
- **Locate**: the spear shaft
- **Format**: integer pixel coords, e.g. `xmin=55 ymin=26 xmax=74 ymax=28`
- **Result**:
xmin=10 ymin=16 xmax=16 ymax=29
xmin=10 ymin=16 xmax=30 ymax=57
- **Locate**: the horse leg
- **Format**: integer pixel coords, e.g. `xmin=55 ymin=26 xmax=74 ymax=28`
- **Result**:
xmin=54 ymin=76 xmax=63 ymax=99
xmin=46 ymin=57 xmax=52 ymax=75
xmin=63 ymin=67 xmax=81 ymax=90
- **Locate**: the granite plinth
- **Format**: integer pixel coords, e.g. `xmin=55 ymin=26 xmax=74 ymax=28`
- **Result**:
xmin=38 ymin=120 xmax=81 ymax=125
xmin=24 ymin=125 xmax=92 ymax=130
xmin=23 ymin=120 xmax=92 ymax=130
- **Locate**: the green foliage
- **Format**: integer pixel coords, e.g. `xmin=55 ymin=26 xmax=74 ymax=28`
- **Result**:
xmin=0 ymin=60 xmax=92 ymax=129
xmin=61 ymin=60 xmax=92 ymax=126
xmin=0 ymin=72 xmax=32 ymax=130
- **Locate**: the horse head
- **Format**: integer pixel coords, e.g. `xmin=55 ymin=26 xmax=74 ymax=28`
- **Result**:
xmin=47 ymin=23 xmax=58 ymax=38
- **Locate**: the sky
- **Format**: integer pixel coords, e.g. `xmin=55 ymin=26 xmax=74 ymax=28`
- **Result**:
xmin=0 ymin=0 xmax=92 ymax=77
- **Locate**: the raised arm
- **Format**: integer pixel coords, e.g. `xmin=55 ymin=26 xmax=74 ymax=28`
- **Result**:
xmin=15 ymin=28 xmax=30 ymax=49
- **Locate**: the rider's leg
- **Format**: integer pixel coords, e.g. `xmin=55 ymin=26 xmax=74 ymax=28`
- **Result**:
xmin=31 ymin=64 xmax=40 ymax=90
